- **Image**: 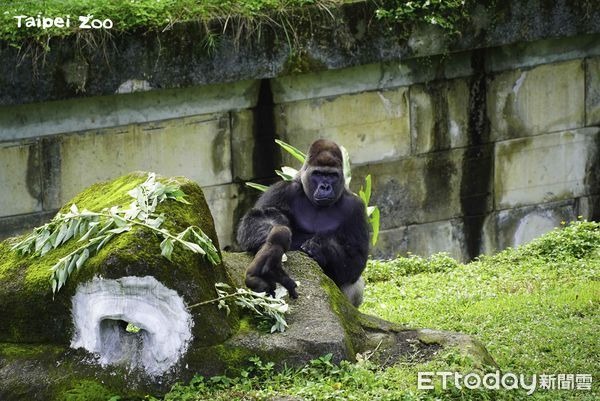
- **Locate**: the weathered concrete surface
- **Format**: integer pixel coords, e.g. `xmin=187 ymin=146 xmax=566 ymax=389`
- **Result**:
xmin=351 ymin=146 xmax=493 ymax=230
xmin=0 ymin=80 xmax=259 ymax=142
xmin=407 ymin=219 xmax=467 ymax=262
xmin=276 ymin=87 xmax=410 ymax=166
xmin=0 ymin=141 xmax=42 ymax=217
xmin=481 ymin=199 xmax=583 ymax=254
xmin=1 ymin=1 xmax=599 ymax=107
xmin=271 ymin=52 xmax=474 ymax=104
xmin=56 ymin=114 xmax=231 ymax=208
xmin=487 ymin=60 xmax=585 ymax=141
xmin=587 ymin=57 xmax=600 ymax=126
xmin=371 ymin=227 xmax=408 ymax=259
xmin=410 ymin=78 xmax=470 ymax=154
xmin=203 ymin=183 xmax=257 ymax=250
xmin=485 ymin=33 xmax=600 ymax=73
xmin=0 ymin=173 xmax=496 ymax=400
xmin=494 ymin=128 xmax=600 ymax=210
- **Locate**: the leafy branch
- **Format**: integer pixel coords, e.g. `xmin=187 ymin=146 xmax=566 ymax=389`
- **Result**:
xmin=12 ymin=173 xmax=220 ymax=295
xmin=189 ymin=283 xmax=290 ymax=333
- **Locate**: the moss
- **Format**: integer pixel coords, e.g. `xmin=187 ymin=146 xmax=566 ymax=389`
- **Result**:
xmin=318 ymin=275 xmax=361 ymax=359
xmin=56 ymin=380 xmax=120 ymax=401
xmin=0 ymin=342 xmax=65 ymax=359
xmin=281 ymin=50 xmax=327 ymax=76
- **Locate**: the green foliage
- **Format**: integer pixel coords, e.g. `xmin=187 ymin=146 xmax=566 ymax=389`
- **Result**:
xmin=364 ymin=252 xmax=459 ymax=282
xmin=12 ymin=173 xmax=219 ymax=294
xmin=188 ymin=282 xmax=290 ymax=333
xmin=375 ymin=0 xmax=471 ymax=35
xmin=157 ymin=220 xmax=599 ymax=400
xmin=0 ymin=0 xmax=323 ymax=50
xmin=274 ymin=138 xmax=306 ymax=163
xmin=358 ymin=175 xmax=380 ymax=246
xmin=59 ymin=380 xmax=120 ymax=401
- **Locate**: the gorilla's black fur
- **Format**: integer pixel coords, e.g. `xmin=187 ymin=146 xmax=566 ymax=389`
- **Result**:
xmin=245 ymin=225 xmax=298 ymax=298
xmin=238 ymin=139 xmax=369 ymax=305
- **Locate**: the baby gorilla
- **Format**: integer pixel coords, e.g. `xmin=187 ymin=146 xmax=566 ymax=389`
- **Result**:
xmin=245 ymin=225 xmax=298 ymax=299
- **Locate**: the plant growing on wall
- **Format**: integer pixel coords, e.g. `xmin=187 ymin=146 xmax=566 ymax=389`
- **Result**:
xmin=247 ymin=140 xmax=381 ymax=246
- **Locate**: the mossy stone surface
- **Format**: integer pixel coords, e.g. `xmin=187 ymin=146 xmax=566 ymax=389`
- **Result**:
xmin=0 ymin=172 xmax=238 ymax=345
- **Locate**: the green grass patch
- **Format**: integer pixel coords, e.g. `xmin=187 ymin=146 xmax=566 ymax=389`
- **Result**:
xmin=0 ymin=0 xmax=472 ymax=54
xmin=0 ymin=0 xmax=333 ymax=50
xmin=153 ymin=220 xmax=598 ymax=400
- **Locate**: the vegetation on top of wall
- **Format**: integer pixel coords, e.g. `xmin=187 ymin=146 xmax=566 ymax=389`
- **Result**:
xmin=0 ymin=0 xmax=471 ymax=53
xmin=375 ymin=0 xmax=469 ymax=34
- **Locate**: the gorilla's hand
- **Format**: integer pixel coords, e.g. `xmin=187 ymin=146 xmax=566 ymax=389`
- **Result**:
xmin=300 ymin=237 xmax=326 ymax=266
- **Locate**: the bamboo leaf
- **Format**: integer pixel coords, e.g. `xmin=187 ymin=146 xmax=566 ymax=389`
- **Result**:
xmin=275 ymin=139 xmax=306 ymax=163
xmin=40 ymin=241 xmax=52 ymax=257
xmin=341 ymin=145 xmax=352 ymax=188
xmin=370 ymin=207 xmax=380 ymax=246
xmin=67 ymin=254 xmax=78 ymax=274
xmin=160 ymin=238 xmax=174 ymax=261
xmin=245 ymin=182 xmax=269 ymax=192
xmin=107 ymin=226 xmax=131 ymax=235
xmin=275 ymin=169 xmax=295 ymax=181
xmin=363 ymin=175 xmax=372 ymax=205
xmin=54 ymin=223 xmax=68 ymax=247
xmin=75 ymin=248 xmax=90 ymax=270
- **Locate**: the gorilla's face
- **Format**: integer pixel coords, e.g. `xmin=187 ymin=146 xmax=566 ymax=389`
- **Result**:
xmin=299 ymin=139 xmax=346 ymax=207
xmin=302 ymin=167 xmax=343 ymax=207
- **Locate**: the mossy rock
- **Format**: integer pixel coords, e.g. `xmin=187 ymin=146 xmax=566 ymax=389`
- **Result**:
xmin=0 ymin=172 xmax=496 ymax=400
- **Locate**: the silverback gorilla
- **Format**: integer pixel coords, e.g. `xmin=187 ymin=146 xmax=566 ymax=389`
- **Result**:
xmin=237 ymin=139 xmax=369 ymax=306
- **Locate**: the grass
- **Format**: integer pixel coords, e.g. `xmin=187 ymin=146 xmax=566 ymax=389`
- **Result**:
xmin=0 ymin=0 xmax=337 ymax=49
xmin=152 ymin=220 xmax=599 ymax=400
xmin=0 ymin=0 xmax=471 ymax=53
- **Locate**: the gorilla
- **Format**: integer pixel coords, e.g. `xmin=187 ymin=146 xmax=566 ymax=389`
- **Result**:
xmin=245 ymin=225 xmax=298 ymax=299
xmin=237 ymin=139 xmax=369 ymax=306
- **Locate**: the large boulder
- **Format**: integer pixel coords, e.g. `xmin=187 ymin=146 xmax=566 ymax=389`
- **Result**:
xmin=0 ymin=173 xmax=495 ymax=400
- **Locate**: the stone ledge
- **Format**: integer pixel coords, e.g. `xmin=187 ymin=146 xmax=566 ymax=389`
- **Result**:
xmin=1 ymin=0 xmax=598 ymax=106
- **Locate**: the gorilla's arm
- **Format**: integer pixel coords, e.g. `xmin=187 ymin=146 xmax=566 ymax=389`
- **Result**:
xmin=301 ymin=196 xmax=369 ymax=285
xmin=237 ymin=181 xmax=299 ymax=253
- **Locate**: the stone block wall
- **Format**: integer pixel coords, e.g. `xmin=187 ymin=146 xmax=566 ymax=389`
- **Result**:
xmin=1 ymin=33 xmax=599 ymax=260
xmin=0 ymin=81 xmax=263 ymax=249
xmin=272 ymin=34 xmax=600 ymax=260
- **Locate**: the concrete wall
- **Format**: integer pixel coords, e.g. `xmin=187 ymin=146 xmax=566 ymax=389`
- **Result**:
xmin=1 ymin=33 xmax=599 ymax=260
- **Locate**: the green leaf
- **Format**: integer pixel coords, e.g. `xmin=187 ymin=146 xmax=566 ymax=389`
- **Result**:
xmin=370 ymin=207 xmax=380 ymax=246
xmin=275 ymin=169 xmax=295 ymax=181
xmin=160 ymin=238 xmax=174 ymax=261
xmin=75 ymin=248 xmax=90 ymax=270
xmin=108 ymin=226 xmax=131 ymax=235
xmin=341 ymin=145 xmax=352 ymax=188
xmin=246 ymin=182 xmax=269 ymax=192
xmin=96 ymin=234 xmax=114 ymax=252
xmin=275 ymin=139 xmax=306 ymax=163
xmin=67 ymin=254 xmax=78 ymax=274
xmin=54 ymin=223 xmax=68 ymax=247
xmin=363 ymin=175 xmax=372 ymax=205
xmin=112 ymin=214 xmax=127 ymax=228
